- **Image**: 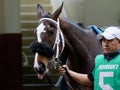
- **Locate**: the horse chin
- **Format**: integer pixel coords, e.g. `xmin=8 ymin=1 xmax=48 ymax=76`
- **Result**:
xmin=37 ymin=68 xmax=49 ymax=80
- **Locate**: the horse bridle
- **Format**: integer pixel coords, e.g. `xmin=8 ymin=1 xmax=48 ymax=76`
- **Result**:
xmin=39 ymin=18 xmax=65 ymax=59
xmin=38 ymin=18 xmax=82 ymax=90
xmin=38 ymin=18 xmax=66 ymax=86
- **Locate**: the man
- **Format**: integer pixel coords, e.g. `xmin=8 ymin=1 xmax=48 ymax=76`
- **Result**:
xmin=58 ymin=26 xmax=120 ymax=90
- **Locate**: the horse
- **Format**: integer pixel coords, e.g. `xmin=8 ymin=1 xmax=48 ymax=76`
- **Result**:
xmin=29 ymin=3 xmax=103 ymax=90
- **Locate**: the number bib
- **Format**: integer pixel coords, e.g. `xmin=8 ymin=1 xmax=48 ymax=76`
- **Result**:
xmin=92 ymin=54 xmax=120 ymax=90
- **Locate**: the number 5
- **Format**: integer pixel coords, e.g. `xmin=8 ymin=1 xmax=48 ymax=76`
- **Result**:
xmin=99 ymin=72 xmax=114 ymax=90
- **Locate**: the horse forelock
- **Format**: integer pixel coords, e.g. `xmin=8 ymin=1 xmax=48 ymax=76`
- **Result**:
xmin=43 ymin=12 xmax=51 ymax=18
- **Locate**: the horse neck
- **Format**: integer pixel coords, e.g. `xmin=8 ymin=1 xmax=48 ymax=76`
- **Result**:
xmin=59 ymin=18 xmax=95 ymax=73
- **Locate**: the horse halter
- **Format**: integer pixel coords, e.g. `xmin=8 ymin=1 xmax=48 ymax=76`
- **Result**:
xmin=36 ymin=18 xmax=65 ymax=87
xmin=39 ymin=18 xmax=65 ymax=60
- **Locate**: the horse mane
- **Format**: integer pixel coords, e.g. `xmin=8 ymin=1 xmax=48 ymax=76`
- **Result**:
xmin=62 ymin=17 xmax=87 ymax=29
xmin=59 ymin=18 xmax=102 ymax=73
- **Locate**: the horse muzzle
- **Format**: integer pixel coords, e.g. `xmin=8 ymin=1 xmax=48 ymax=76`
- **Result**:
xmin=34 ymin=62 xmax=48 ymax=79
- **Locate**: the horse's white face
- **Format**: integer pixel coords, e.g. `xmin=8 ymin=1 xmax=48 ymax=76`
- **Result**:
xmin=36 ymin=22 xmax=46 ymax=42
xmin=34 ymin=22 xmax=49 ymax=79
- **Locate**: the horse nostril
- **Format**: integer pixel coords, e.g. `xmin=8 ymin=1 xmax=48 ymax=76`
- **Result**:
xmin=34 ymin=62 xmax=46 ymax=74
xmin=39 ymin=62 xmax=46 ymax=72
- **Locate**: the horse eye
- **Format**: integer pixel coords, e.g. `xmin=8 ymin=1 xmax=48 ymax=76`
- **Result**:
xmin=49 ymin=31 xmax=54 ymax=35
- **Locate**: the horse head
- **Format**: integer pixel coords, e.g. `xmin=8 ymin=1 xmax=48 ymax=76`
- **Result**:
xmin=30 ymin=3 xmax=65 ymax=79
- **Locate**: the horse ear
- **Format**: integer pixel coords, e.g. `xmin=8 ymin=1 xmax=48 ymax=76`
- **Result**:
xmin=52 ymin=2 xmax=63 ymax=20
xmin=37 ymin=4 xmax=44 ymax=19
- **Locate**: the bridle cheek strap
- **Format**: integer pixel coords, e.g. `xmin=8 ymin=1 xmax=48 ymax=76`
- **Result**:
xmin=39 ymin=18 xmax=65 ymax=59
